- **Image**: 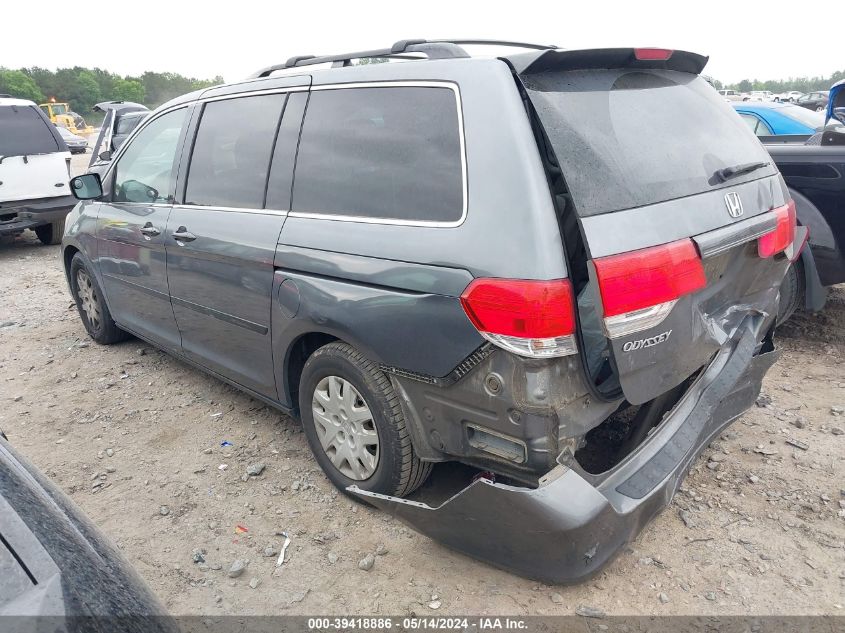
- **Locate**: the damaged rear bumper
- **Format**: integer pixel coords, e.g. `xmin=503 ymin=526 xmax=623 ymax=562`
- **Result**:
xmin=0 ymin=195 xmax=76 ymax=235
xmin=351 ymin=320 xmax=777 ymax=584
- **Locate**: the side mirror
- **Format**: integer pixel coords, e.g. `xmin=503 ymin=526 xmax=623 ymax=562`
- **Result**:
xmin=834 ymin=107 xmax=845 ymax=126
xmin=70 ymin=173 xmax=103 ymax=200
xmin=98 ymin=150 xmax=112 ymax=162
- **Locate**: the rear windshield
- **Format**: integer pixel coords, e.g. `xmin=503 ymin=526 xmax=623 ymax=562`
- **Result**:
xmin=116 ymin=113 xmax=146 ymax=135
xmin=778 ymin=104 xmax=826 ymax=129
xmin=0 ymin=105 xmax=61 ymax=156
xmin=522 ymin=69 xmax=778 ymax=216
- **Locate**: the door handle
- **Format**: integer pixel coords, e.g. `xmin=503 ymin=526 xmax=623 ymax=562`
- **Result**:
xmin=172 ymin=226 xmax=197 ymax=243
xmin=139 ymin=222 xmax=161 ymax=238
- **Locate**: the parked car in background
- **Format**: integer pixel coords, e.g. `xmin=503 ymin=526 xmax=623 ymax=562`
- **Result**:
xmin=760 ymin=83 xmax=845 ymax=323
xmin=718 ymin=89 xmax=744 ymax=101
xmin=774 ymin=91 xmax=804 ymax=103
xmin=732 ymin=101 xmax=826 ymax=136
xmin=0 ymin=431 xmax=176 ymax=629
xmin=56 ymin=125 xmax=88 ymax=154
xmin=89 ymin=101 xmax=150 ymax=171
xmin=749 ymin=90 xmax=776 ymax=102
xmin=0 ymin=96 xmax=74 ymax=245
xmin=796 ymin=90 xmax=829 ymax=111
xmin=62 ymin=41 xmax=800 ymax=584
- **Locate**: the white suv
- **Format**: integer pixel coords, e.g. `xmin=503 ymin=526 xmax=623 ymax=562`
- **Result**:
xmin=749 ymin=90 xmax=776 ymax=102
xmin=0 ymin=97 xmax=75 ymax=245
xmin=718 ymin=89 xmax=744 ymax=101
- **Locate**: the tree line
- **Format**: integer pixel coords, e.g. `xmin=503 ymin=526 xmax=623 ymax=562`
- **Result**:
xmin=0 ymin=67 xmax=223 ymax=119
xmin=2 ymin=64 xmax=842 ymax=114
xmin=710 ymin=69 xmax=844 ymax=93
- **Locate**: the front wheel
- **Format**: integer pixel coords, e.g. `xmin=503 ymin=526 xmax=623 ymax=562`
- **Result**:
xmin=69 ymin=253 xmax=128 ymax=344
xmin=816 ymin=106 xmax=825 ymax=112
xmin=34 ymin=217 xmax=66 ymax=245
xmin=299 ymin=342 xmax=432 ymax=498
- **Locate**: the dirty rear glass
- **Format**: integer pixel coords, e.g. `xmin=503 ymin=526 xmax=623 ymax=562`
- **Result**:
xmin=522 ymin=69 xmax=778 ymax=216
xmin=0 ymin=106 xmax=60 ymax=156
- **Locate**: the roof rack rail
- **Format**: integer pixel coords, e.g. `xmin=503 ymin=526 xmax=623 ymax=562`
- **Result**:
xmin=247 ymin=38 xmax=559 ymax=79
xmin=429 ymin=39 xmax=558 ymax=51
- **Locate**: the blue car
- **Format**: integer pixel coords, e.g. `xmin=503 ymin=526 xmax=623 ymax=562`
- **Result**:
xmin=732 ymin=101 xmax=826 ymax=136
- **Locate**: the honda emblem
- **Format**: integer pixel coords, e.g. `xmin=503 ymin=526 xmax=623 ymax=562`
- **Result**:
xmin=724 ymin=192 xmax=743 ymax=218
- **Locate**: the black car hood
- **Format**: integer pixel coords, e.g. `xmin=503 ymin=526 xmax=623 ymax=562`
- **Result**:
xmin=0 ymin=437 xmax=175 ymax=632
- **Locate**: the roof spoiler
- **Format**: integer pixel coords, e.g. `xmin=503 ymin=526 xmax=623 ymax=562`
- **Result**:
xmin=509 ymin=48 xmax=709 ymax=75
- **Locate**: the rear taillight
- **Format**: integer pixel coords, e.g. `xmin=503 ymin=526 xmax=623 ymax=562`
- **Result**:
xmin=594 ymin=238 xmax=706 ymax=338
xmin=758 ymin=200 xmax=796 ymax=258
xmin=634 ymin=48 xmax=674 ymax=61
xmin=460 ymin=278 xmax=577 ymax=358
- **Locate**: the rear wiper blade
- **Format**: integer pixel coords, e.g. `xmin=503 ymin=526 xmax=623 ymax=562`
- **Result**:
xmin=715 ymin=161 xmax=770 ymax=183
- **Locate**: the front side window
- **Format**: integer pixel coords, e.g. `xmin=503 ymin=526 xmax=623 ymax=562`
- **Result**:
xmin=184 ymin=94 xmax=286 ymax=209
xmin=292 ymin=86 xmax=464 ymax=223
xmin=753 ymin=117 xmax=772 ymax=136
xmin=114 ymin=108 xmax=187 ymax=204
xmin=738 ymin=113 xmax=759 ymax=132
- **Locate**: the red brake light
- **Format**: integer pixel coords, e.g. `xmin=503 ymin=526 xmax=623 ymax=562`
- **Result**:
xmin=461 ymin=278 xmax=575 ymax=338
xmin=594 ymin=238 xmax=706 ymax=319
xmin=634 ymin=48 xmax=674 ymax=61
xmin=758 ymin=200 xmax=796 ymax=258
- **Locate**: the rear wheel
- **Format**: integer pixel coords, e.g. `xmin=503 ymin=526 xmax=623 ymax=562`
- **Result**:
xmin=34 ymin=217 xmax=66 ymax=246
xmin=777 ymin=259 xmax=804 ymax=326
xmin=299 ymin=342 xmax=432 ymax=498
xmin=69 ymin=254 xmax=128 ymax=344
xmin=816 ymin=106 xmax=825 ymax=112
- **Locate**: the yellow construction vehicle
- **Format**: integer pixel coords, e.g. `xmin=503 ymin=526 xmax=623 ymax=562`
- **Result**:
xmin=39 ymin=99 xmax=94 ymax=135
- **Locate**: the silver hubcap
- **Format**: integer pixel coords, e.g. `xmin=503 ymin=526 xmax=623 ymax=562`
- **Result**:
xmin=76 ymin=269 xmax=102 ymax=331
xmin=312 ymin=376 xmax=379 ymax=480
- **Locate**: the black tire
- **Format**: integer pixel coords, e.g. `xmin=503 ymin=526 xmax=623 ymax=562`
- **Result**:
xmin=34 ymin=217 xmax=66 ymax=246
xmin=299 ymin=342 xmax=432 ymax=498
xmin=777 ymin=259 xmax=804 ymax=326
xmin=69 ymin=253 xmax=128 ymax=344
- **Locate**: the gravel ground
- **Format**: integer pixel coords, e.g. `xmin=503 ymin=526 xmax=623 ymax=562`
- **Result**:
xmin=1 ymin=153 xmax=844 ymax=615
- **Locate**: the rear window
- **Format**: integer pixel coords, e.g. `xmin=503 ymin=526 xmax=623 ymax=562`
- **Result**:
xmin=116 ymin=113 xmax=147 ymax=135
xmin=778 ymin=104 xmax=826 ymax=129
xmin=0 ymin=105 xmax=60 ymax=156
xmin=523 ymin=69 xmax=778 ymax=216
xmin=292 ymin=86 xmax=464 ymax=223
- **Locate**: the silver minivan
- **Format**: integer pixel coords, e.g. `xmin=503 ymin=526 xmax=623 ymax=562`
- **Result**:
xmin=62 ymin=41 xmax=805 ymax=583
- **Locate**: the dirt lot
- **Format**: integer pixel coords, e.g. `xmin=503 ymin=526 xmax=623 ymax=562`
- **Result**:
xmin=1 ymin=158 xmax=844 ymax=615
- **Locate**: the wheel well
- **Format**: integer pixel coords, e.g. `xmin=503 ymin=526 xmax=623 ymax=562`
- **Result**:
xmin=286 ymin=332 xmax=339 ymax=416
xmin=63 ymin=245 xmax=80 ymax=284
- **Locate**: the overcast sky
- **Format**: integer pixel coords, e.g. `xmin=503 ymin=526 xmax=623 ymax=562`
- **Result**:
xmin=5 ymin=1 xmax=841 ymax=84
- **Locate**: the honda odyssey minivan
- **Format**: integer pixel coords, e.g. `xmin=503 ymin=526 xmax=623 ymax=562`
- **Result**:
xmin=62 ymin=40 xmax=804 ymax=583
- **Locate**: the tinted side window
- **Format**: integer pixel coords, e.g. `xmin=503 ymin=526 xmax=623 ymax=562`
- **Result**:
xmin=265 ymin=93 xmax=308 ymax=210
xmin=114 ymin=107 xmax=187 ymax=204
xmin=185 ymin=94 xmax=286 ymax=209
xmin=292 ymin=86 xmax=463 ymax=222
xmin=0 ymin=106 xmax=60 ymax=155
